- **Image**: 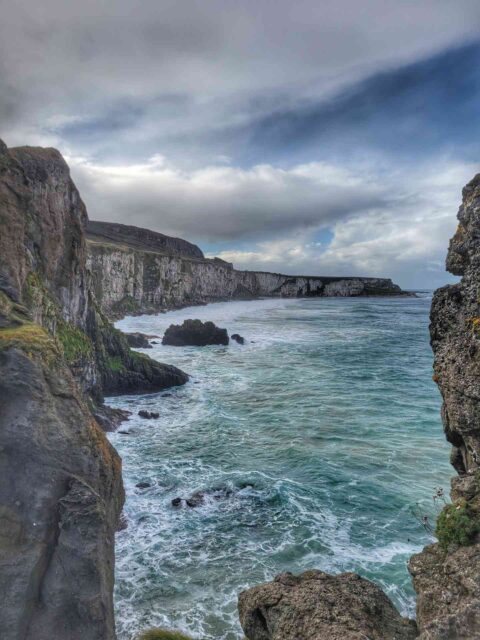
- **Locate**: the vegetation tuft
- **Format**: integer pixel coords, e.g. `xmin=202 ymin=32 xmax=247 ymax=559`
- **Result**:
xmin=57 ymin=320 xmax=93 ymax=365
xmin=137 ymin=629 xmax=194 ymax=640
xmin=435 ymin=499 xmax=480 ymax=550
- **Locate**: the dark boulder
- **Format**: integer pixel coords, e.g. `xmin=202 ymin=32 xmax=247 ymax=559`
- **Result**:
xmin=135 ymin=481 xmax=152 ymax=489
xmin=93 ymin=406 xmax=131 ymax=431
xmin=124 ymin=332 xmax=159 ymax=349
xmin=138 ymin=410 xmax=159 ymax=419
xmin=231 ymin=333 xmax=245 ymax=345
xmin=162 ymin=319 xmax=229 ymax=346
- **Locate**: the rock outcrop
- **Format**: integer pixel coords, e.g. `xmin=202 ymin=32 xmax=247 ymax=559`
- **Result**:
xmin=162 ymin=319 xmax=229 ymax=346
xmin=86 ymin=221 xmax=407 ymax=319
xmin=238 ymin=571 xmax=417 ymax=640
xmin=0 ymin=140 xmax=186 ymax=639
xmin=0 ymin=142 xmax=188 ymax=402
xmin=408 ymin=173 xmax=480 ymax=639
xmin=124 ymin=332 xmax=158 ymax=348
xmin=0 ymin=323 xmax=124 ymax=640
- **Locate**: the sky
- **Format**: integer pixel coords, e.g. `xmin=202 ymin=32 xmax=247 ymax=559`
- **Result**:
xmin=1 ymin=1 xmax=480 ymax=288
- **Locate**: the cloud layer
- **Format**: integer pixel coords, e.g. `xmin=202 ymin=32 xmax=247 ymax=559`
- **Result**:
xmin=1 ymin=1 xmax=479 ymax=288
xmin=69 ymin=153 xmax=475 ymax=288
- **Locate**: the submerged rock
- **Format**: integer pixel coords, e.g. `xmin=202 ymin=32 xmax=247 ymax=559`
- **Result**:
xmin=171 ymin=486 xmax=238 ymax=509
xmin=135 ymin=481 xmax=152 ymax=489
xmin=238 ymin=570 xmax=417 ymax=640
xmin=231 ymin=333 xmax=245 ymax=344
xmin=138 ymin=410 xmax=159 ymax=419
xmin=162 ymin=319 xmax=229 ymax=346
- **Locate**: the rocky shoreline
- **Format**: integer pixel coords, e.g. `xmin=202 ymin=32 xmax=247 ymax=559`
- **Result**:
xmin=1 ymin=137 xmax=478 ymax=640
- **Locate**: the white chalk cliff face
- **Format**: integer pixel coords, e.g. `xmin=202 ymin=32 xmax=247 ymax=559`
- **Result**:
xmin=86 ymin=221 xmax=405 ymax=319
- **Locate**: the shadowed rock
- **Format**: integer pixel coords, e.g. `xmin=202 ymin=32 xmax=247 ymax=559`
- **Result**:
xmin=124 ymin=332 xmax=159 ymax=348
xmin=231 ymin=333 xmax=245 ymax=344
xmin=138 ymin=410 xmax=160 ymax=419
xmin=238 ymin=570 xmax=417 ymax=640
xmin=162 ymin=319 xmax=229 ymax=346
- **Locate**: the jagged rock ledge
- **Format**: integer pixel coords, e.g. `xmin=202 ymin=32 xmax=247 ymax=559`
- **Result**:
xmin=86 ymin=220 xmax=409 ymax=320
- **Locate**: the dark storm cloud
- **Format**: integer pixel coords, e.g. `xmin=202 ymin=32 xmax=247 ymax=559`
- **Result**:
xmin=2 ymin=0 xmax=480 ymax=155
xmin=240 ymin=42 xmax=480 ymax=165
xmin=0 ymin=0 xmax=479 ymax=287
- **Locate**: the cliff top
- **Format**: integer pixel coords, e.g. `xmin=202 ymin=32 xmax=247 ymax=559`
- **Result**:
xmin=87 ymin=220 xmax=204 ymax=260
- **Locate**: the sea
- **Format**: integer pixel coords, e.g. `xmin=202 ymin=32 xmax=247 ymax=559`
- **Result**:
xmin=108 ymin=293 xmax=451 ymax=639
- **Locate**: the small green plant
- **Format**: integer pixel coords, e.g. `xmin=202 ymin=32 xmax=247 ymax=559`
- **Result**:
xmin=435 ymin=500 xmax=480 ymax=550
xmin=137 ymin=629 xmax=194 ymax=640
xmin=56 ymin=320 xmax=93 ymax=365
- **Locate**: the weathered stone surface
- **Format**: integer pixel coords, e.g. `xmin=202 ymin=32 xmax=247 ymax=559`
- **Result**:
xmin=86 ymin=222 xmax=407 ymax=319
xmin=409 ymin=543 xmax=480 ymax=639
xmin=162 ymin=319 xmax=229 ymax=346
xmin=238 ymin=570 xmax=417 ymax=640
xmin=0 ymin=342 xmax=124 ymax=640
xmin=231 ymin=333 xmax=245 ymax=344
xmin=407 ymin=173 xmax=480 ymax=638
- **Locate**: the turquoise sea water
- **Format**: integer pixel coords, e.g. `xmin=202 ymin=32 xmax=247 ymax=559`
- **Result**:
xmin=109 ymin=294 xmax=451 ymax=640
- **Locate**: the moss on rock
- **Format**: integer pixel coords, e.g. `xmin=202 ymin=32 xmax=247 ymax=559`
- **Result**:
xmin=137 ymin=630 xmax=194 ymax=640
xmin=57 ymin=320 xmax=94 ymax=365
xmin=435 ymin=500 xmax=480 ymax=550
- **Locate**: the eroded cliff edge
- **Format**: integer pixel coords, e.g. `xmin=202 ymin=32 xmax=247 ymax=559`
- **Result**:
xmin=0 ymin=140 xmax=186 ymax=639
xmin=408 ymin=174 xmax=480 ymax=639
xmin=86 ymin=220 xmax=406 ymax=319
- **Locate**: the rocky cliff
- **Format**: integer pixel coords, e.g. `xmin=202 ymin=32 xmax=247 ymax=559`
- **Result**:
xmin=0 ymin=140 xmax=187 ymax=639
xmin=408 ymin=174 xmax=480 ymax=639
xmin=0 ymin=143 xmax=187 ymax=402
xmin=86 ymin=221 xmax=406 ymax=319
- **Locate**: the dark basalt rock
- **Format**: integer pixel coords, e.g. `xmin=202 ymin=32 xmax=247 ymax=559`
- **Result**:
xmin=162 ymin=319 xmax=229 ymax=346
xmin=231 ymin=333 xmax=245 ymax=344
xmin=138 ymin=410 xmax=159 ymax=419
xmin=124 ymin=331 xmax=160 ymax=349
xmin=238 ymin=570 xmax=417 ymax=640
xmin=93 ymin=406 xmax=131 ymax=431
xmin=135 ymin=481 xmax=152 ymax=489
xmin=172 ymin=486 xmax=239 ymax=509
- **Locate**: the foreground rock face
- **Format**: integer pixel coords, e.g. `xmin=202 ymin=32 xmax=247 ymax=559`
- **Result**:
xmin=162 ymin=319 xmax=229 ymax=346
xmin=0 ymin=139 xmax=183 ymax=638
xmin=0 ymin=325 xmax=124 ymax=639
xmin=408 ymin=173 xmax=480 ymax=638
xmin=86 ymin=221 xmax=407 ymax=319
xmin=238 ymin=571 xmax=417 ymax=640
